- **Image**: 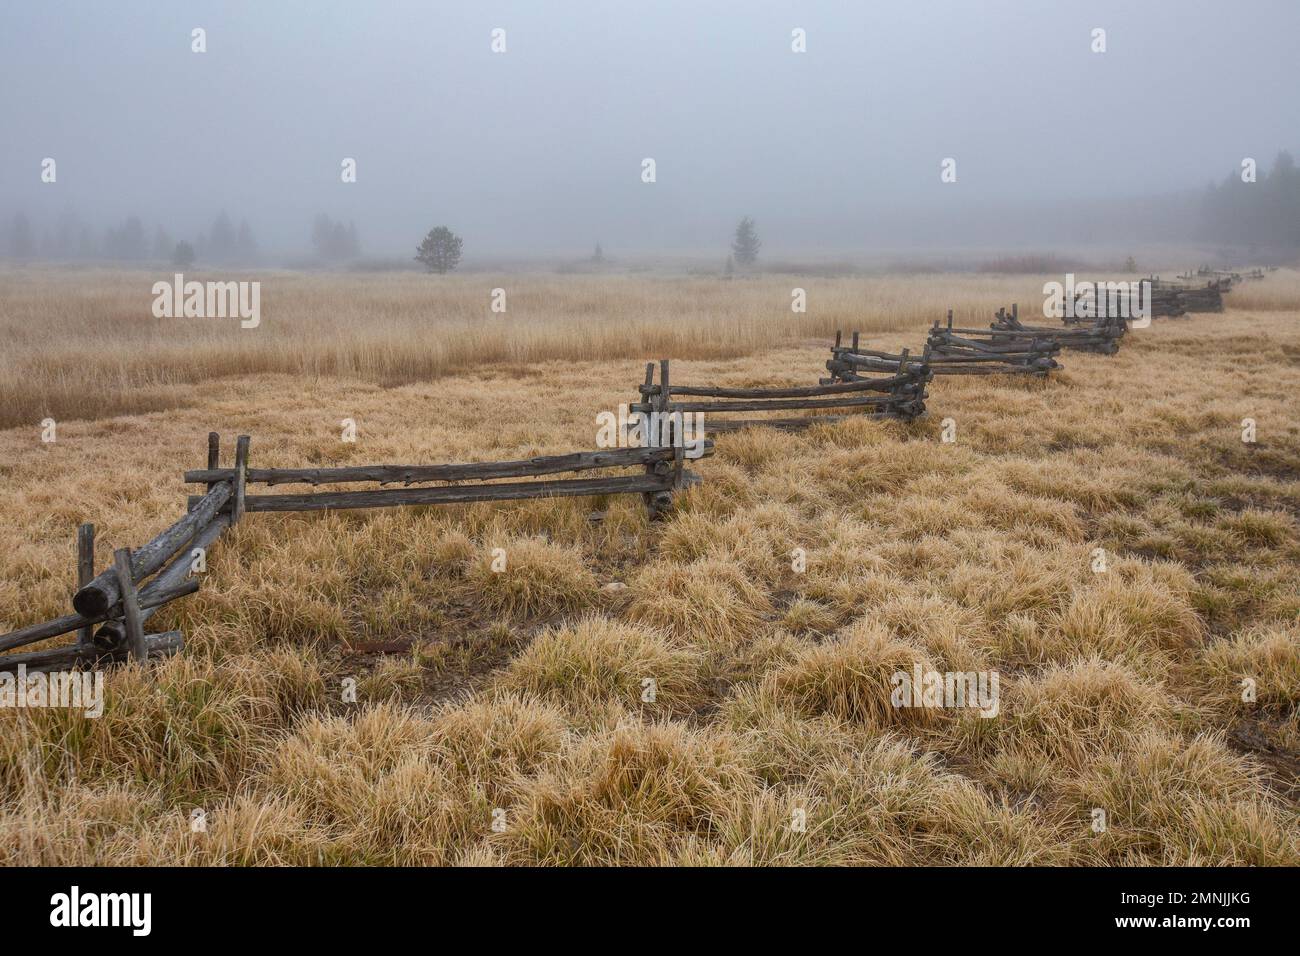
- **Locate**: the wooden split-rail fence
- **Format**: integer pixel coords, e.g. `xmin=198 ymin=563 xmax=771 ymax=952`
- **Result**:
xmin=993 ymin=304 xmax=1125 ymax=355
xmin=820 ymin=332 xmax=932 ymax=392
xmin=1151 ymin=277 xmax=1227 ymax=315
xmin=5 ymin=264 xmax=1272 ymax=674
xmin=1190 ymin=267 xmax=1249 ymax=286
xmin=1056 ymin=272 xmax=1247 ymax=320
xmin=922 ymin=311 xmax=1062 ymax=376
xmin=0 ymin=432 xmax=713 ymax=672
xmin=1155 ymin=265 xmax=1272 ymax=313
xmin=1150 ymin=282 xmax=1189 ymax=318
xmin=633 ymin=356 xmax=931 ymax=437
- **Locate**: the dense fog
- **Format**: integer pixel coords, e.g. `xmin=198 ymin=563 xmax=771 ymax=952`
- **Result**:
xmin=2 ymin=0 xmax=1296 ymax=264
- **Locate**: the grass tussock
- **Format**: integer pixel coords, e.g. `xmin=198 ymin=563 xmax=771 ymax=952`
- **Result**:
xmin=468 ymin=537 xmax=598 ymax=619
xmin=753 ymin=622 xmax=939 ymax=728
xmin=494 ymin=616 xmax=705 ymax=720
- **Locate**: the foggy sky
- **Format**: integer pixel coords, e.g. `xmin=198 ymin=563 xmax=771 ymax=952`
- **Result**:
xmin=2 ymin=0 xmax=1296 ymax=257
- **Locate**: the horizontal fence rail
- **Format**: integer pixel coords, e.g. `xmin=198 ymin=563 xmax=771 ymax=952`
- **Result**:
xmin=0 ymin=579 xmax=198 ymax=655
xmin=191 ymin=473 xmax=681 ymax=512
xmin=183 ymin=444 xmax=702 ymax=487
xmin=0 ymin=631 xmax=184 ymax=675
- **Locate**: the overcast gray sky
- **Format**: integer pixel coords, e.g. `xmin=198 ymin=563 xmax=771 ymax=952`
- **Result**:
xmin=2 ymin=0 xmax=1296 ymax=256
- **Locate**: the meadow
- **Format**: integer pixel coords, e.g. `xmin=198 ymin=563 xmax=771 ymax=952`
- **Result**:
xmin=0 ymin=266 xmax=1296 ymax=865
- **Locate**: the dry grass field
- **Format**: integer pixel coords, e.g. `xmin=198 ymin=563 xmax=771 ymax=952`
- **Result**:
xmin=0 ymin=267 xmax=1297 ymax=865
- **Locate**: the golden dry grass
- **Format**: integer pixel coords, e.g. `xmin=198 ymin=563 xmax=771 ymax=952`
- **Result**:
xmin=0 ymin=268 xmax=1297 ymax=866
xmin=13 ymin=265 xmax=1288 ymax=430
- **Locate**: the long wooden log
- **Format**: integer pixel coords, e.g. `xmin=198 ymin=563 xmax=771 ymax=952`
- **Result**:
xmin=638 ymin=375 xmax=920 ymax=398
xmin=830 ymin=355 xmax=937 ymax=374
xmin=929 ymin=364 xmax=1050 ymax=376
xmin=0 ymin=579 xmax=199 ymax=654
xmin=72 ymin=481 xmax=233 ymax=617
xmin=827 ymin=357 xmax=919 ymax=375
xmin=704 ymin=410 xmax=924 ymax=431
xmin=0 ymin=631 xmax=184 ymax=674
xmin=191 ymin=473 xmax=676 ymax=514
xmin=630 ymin=394 xmax=907 ymax=414
xmin=183 ymin=443 xmax=714 ymax=487
xmin=830 ymin=347 xmax=913 ymax=362
xmin=824 ymin=370 xmax=933 ymax=388
xmin=926 ymin=351 xmax=1054 ymax=364
xmin=930 ymin=333 xmax=1054 ymax=354
xmin=93 ymin=515 xmax=229 ymax=649
xmin=999 ymin=331 xmax=1121 ymax=348
xmin=932 ymin=336 xmax=1057 ymax=355
xmin=938 ymin=361 xmax=1052 ymax=372
xmin=942 ymin=326 xmax=1061 ymax=338
xmin=930 ymin=342 xmax=1052 ymax=357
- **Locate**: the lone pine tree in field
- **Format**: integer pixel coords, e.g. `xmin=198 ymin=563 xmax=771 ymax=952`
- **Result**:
xmin=415 ymin=226 xmax=463 ymax=274
xmin=731 ymin=216 xmax=761 ymax=266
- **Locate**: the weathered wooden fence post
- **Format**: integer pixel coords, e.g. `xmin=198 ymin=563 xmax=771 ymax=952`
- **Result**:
xmin=206 ymin=432 xmax=220 ymax=496
xmin=76 ymin=523 xmax=95 ymax=648
xmin=233 ymin=435 xmax=250 ymax=523
xmin=112 ymin=548 xmax=147 ymax=662
xmin=644 ymin=360 xmax=675 ymax=520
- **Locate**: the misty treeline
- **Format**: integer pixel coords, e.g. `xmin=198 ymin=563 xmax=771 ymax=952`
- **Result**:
xmin=1200 ymin=151 xmax=1300 ymax=248
xmin=3 ymin=153 xmax=1299 ymax=266
xmin=0 ymin=210 xmax=363 ymax=266
xmin=311 ymin=215 xmax=361 ymax=262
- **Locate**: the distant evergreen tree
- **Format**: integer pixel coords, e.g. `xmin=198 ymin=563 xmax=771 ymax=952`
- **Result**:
xmin=104 ymin=216 xmax=146 ymax=260
xmin=1200 ymin=151 xmax=1300 ymax=247
xmin=11 ymin=213 xmax=35 ymax=258
xmin=414 ymin=226 xmax=463 ymax=274
xmin=172 ymin=240 xmax=196 ymax=268
xmin=311 ymin=214 xmax=361 ymax=261
xmin=311 ymin=214 xmax=333 ymax=258
xmin=330 ymin=221 xmax=349 ymax=259
xmin=208 ymin=212 xmax=237 ymax=262
xmin=55 ymin=212 xmax=76 ymax=258
xmin=152 ymin=225 xmax=174 ymax=261
xmin=731 ymin=216 xmax=761 ymax=266
xmin=125 ymin=216 xmax=146 ymax=259
xmin=236 ymin=219 xmax=258 ymax=263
